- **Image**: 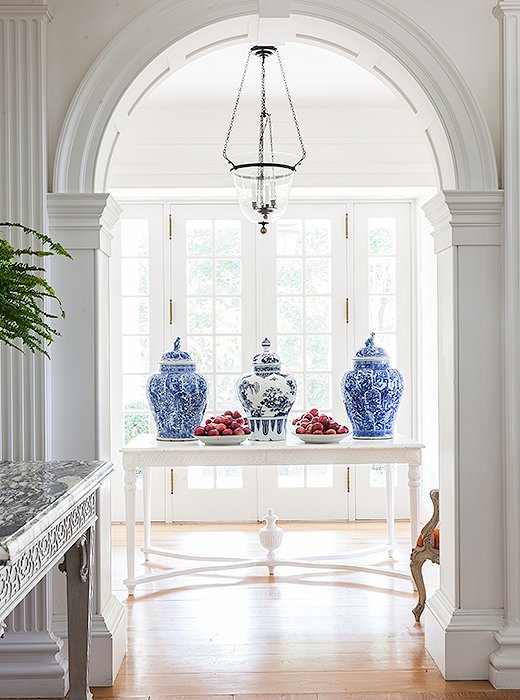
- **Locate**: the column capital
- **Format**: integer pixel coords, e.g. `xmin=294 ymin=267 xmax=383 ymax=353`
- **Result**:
xmin=47 ymin=193 xmax=122 ymax=255
xmin=0 ymin=3 xmax=52 ymax=21
xmin=493 ymin=2 xmax=520 ymax=20
xmin=423 ymin=190 xmax=503 ymax=254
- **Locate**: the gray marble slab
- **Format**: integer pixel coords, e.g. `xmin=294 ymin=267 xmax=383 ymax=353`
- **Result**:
xmin=0 ymin=460 xmax=113 ymax=561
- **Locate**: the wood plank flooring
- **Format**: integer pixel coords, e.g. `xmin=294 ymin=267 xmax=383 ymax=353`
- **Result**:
xmin=91 ymin=522 xmax=514 ymax=699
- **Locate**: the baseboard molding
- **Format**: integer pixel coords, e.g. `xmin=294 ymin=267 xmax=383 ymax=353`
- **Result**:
xmin=425 ymin=590 xmax=504 ymax=680
xmin=489 ymin=624 xmax=520 ymax=688
xmin=0 ymin=630 xmax=68 ymax=697
xmin=53 ymin=593 xmax=127 ymax=685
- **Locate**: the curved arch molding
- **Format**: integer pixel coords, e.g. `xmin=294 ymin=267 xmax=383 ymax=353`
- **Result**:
xmin=52 ymin=0 xmax=498 ymax=193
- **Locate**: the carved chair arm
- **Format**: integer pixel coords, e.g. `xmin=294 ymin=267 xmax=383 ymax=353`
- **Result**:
xmin=417 ymin=489 xmax=439 ymax=551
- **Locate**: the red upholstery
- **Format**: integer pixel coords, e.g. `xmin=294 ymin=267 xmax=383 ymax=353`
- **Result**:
xmin=417 ymin=528 xmax=439 ymax=549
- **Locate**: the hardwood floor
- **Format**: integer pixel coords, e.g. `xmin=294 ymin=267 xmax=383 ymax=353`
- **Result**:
xmin=92 ymin=522 xmax=513 ymax=699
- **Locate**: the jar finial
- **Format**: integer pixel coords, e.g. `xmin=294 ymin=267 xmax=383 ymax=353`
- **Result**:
xmin=174 ymin=337 xmax=181 ymax=352
xmin=262 ymin=337 xmax=271 ymax=350
xmin=366 ymin=332 xmax=376 ymax=347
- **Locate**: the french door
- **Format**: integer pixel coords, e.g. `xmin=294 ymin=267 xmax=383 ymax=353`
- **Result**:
xmin=111 ymin=199 xmax=415 ymax=523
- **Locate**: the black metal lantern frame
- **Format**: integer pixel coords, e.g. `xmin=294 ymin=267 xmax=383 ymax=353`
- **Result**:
xmin=222 ymin=45 xmax=306 ymax=233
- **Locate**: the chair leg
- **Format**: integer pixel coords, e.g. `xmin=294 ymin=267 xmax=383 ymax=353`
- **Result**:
xmin=411 ymin=553 xmax=427 ymax=622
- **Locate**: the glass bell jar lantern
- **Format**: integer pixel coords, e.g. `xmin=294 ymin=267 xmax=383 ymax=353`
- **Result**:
xmin=222 ymin=46 xmax=306 ymax=234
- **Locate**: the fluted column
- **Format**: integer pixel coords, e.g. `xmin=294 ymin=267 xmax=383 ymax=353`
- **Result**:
xmin=489 ymin=1 xmax=520 ymax=687
xmin=0 ymin=3 xmax=69 ymax=696
xmin=423 ymin=191 xmax=504 ymax=680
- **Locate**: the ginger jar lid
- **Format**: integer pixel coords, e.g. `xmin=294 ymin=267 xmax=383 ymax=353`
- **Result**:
xmin=353 ymin=332 xmax=389 ymax=362
xmin=252 ymin=337 xmax=281 ymax=371
xmin=159 ymin=337 xmax=195 ymax=367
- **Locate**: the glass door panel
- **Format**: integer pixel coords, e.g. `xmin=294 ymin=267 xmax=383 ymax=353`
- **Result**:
xmin=257 ymin=204 xmax=349 ymax=521
xmin=351 ymin=202 xmax=413 ymax=519
xmin=167 ymin=204 xmax=258 ymax=522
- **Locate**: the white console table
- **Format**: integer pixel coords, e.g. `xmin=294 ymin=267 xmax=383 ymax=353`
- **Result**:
xmin=122 ymin=433 xmax=423 ymax=595
xmin=0 ymin=459 xmax=114 ymax=700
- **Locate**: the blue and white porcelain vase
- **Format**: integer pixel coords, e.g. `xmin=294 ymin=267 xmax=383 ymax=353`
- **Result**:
xmin=147 ymin=337 xmax=208 ymax=441
xmin=340 ymin=333 xmax=403 ymax=439
xmin=237 ymin=338 xmax=297 ymax=441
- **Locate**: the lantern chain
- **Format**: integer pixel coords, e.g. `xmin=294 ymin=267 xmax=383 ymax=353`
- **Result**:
xmin=276 ymin=50 xmax=307 ymax=167
xmin=222 ymin=49 xmax=252 ymax=167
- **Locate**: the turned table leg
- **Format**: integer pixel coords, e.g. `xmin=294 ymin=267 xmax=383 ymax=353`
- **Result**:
xmin=143 ymin=465 xmax=152 ymax=561
xmin=60 ymin=526 xmax=94 ymax=700
xmin=385 ymin=464 xmax=396 ymax=558
xmin=124 ymin=459 xmax=137 ymax=595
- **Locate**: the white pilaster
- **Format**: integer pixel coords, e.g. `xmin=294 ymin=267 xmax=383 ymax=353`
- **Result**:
xmin=0 ymin=3 xmax=69 ymax=696
xmin=489 ymin=2 xmax=520 ymax=688
xmin=47 ymin=193 xmax=126 ymax=687
xmin=423 ymin=191 xmax=504 ymax=680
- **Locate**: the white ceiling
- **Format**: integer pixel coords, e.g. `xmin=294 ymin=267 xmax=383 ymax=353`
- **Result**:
xmin=140 ymin=42 xmax=403 ymax=111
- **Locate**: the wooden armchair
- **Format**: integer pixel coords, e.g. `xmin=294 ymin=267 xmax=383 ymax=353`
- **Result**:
xmin=410 ymin=489 xmax=439 ymax=622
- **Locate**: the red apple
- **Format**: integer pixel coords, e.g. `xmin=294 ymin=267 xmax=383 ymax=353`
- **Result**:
xmin=233 ymin=427 xmax=245 ymax=435
xmin=296 ymin=427 xmax=305 ymax=434
xmin=337 ymin=426 xmax=348 ymax=434
xmin=194 ymin=426 xmax=205 ymax=436
xmin=215 ymin=423 xmax=227 ymax=433
xmin=243 ymin=426 xmax=251 ymax=435
xmin=208 ymin=429 xmax=219 ymax=436
xmin=312 ymin=422 xmax=324 ymax=432
xmin=313 ymin=430 xmax=323 ymax=435
xmin=222 ymin=428 xmax=233 ymax=436
xmin=310 ymin=408 xmax=319 ymax=416
xmin=325 ymin=429 xmax=336 ymax=435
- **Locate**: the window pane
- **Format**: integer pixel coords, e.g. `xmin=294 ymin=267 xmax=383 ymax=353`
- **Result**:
xmin=124 ymin=413 xmax=150 ymax=444
xmin=306 ymin=464 xmax=333 ymax=488
xmin=369 ymin=257 xmax=396 ymax=294
xmin=369 ymin=464 xmax=386 ymax=488
xmin=215 ymin=259 xmax=241 ymax=295
xmin=186 ymin=220 xmax=212 ymax=257
xmin=121 ymin=259 xmax=149 ymax=295
xmin=187 ymin=297 xmax=213 ymax=334
xmin=205 ymin=376 xmax=215 ymax=414
xmin=375 ymin=333 xmax=396 ymax=362
xmin=305 ymin=219 xmax=331 ymax=256
xmin=122 ymin=298 xmax=149 ymax=334
xmin=291 ymin=373 xmax=304 ymax=412
xmin=187 ymin=335 xmax=213 ymax=372
xmin=277 ymin=258 xmax=303 ymax=295
xmin=278 ymin=335 xmax=304 ymax=372
xmin=216 ymin=466 xmax=243 ymax=489
xmin=278 ymin=465 xmax=304 ymax=488
xmin=369 ymin=295 xmax=396 ymax=333
xmin=215 ymin=220 xmax=241 ymax=256
xmin=215 ymin=297 xmax=241 ymax=334
xmin=215 ymin=336 xmax=242 ymax=372
xmin=305 ymin=258 xmax=331 ymax=294
xmin=305 ymin=297 xmax=331 ymax=332
xmin=277 ymin=220 xmax=303 ymax=256
xmin=306 ymin=373 xmax=331 ymax=410
xmin=122 ymin=336 xmax=149 ymax=373
xmin=123 ymin=375 xmax=148 ymax=411
xmin=187 ymin=259 xmax=213 ymax=295
xmin=215 ymin=374 xmax=241 ymax=412
xmin=121 ymin=219 xmax=149 ymax=257
xmin=305 ymin=335 xmax=331 ymax=371
xmin=188 ymin=466 xmax=215 ymax=489
xmin=277 ymin=296 xmax=303 ymax=333
xmin=368 ymin=219 xmax=396 ymax=255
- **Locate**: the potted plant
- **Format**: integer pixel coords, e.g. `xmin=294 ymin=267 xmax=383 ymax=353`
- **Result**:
xmin=0 ymin=222 xmax=71 ymax=356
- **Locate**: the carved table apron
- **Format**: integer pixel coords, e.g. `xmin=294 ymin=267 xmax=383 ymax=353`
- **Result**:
xmin=0 ymin=460 xmax=114 ymax=700
xmin=122 ymin=433 xmax=423 ymax=595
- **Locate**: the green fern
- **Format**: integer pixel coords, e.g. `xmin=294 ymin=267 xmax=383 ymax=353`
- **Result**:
xmin=0 ymin=222 xmax=72 ymax=358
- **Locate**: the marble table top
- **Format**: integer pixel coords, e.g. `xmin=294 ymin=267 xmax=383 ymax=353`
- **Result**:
xmin=0 ymin=460 xmax=113 ymax=561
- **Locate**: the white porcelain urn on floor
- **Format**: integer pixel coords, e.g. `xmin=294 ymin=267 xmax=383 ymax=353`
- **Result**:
xmin=237 ymin=338 xmax=297 ymax=441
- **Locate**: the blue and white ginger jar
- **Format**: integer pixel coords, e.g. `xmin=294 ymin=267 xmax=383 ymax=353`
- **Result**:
xmin=237 ymin=338 xmax=297 ymax=441
xmin=147 ymin=337 xmax=208 ymax=441
xmin=340 ymin=333 xmax=403 ymax=439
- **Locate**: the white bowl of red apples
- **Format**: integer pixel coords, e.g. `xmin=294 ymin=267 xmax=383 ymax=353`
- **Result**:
xmin=292 ymin=408 xmax=350 ymax=443
xmin=194 ymin=411 xmax=251 ymax=445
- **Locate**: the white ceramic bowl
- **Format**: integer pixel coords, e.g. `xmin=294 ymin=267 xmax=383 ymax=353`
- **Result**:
xmin=198 ymin=434 xmax=249 ymax=446
xmin=293 ymin=432 xmax=349 ymax=444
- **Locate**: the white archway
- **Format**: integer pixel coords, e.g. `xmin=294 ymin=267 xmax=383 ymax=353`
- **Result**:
xmin=53 ymin=0 xmax=497 ymax=194
xmin=48 ymin=0 xmax=508 ymax=687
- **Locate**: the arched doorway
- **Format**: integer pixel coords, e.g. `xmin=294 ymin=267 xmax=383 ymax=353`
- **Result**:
xmin=48 ymin=0 xmax=502 ymax=685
